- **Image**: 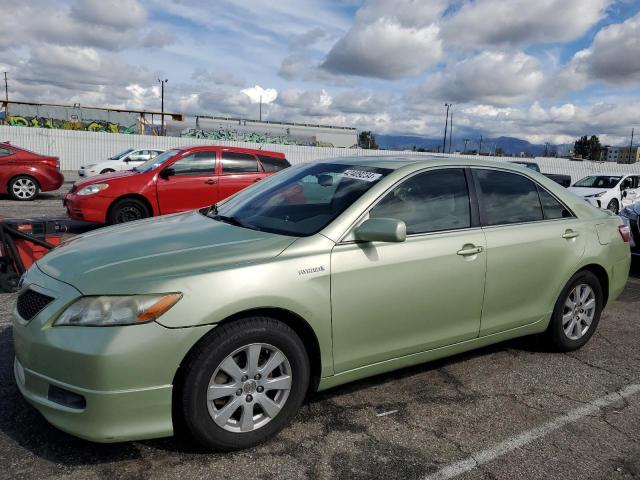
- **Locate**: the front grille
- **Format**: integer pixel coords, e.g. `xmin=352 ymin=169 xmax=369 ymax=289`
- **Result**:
xmin=17 ymin=290 xmax=54 ymax=321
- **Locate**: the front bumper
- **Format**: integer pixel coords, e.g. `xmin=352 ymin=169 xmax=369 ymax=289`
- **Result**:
xmin=63 ymin=192 xmax=109 ymax=223
xmin=12 ymin=265 xmax=214 ymax=442
xmin=584 ymin=197 xmax=602 ymax=208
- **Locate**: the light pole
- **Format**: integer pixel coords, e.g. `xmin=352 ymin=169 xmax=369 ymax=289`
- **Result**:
xmin=158 ymin=78 xmax=168 ymax=135
xmin=448 ymin=108 xmax=453 ymax=153
xmin=463 ymin=138 xmax=469 ymax=153
xmin=442 ymin=103 xmax=451 ymax=154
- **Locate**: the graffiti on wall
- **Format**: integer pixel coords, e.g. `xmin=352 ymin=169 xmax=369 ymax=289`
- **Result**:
xmin=7 ymin=116 xmax=139 ymax=134
xmin=179 ymin=127 xmax=333 ymax=147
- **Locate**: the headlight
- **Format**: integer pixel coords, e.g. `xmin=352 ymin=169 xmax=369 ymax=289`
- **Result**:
xmin=85 ymin=164 xmax=96 ymax=168
xmin=77 ymin=183 xmax=109 ymax=195
xmin=55 ymin=294 xmax=182 ymax=327
xmin=586 ymin=191 xmax=606 ymax=198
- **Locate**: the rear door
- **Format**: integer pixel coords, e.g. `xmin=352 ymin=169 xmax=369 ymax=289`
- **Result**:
xmin=218 ymin=150 xmax=265 ymax=201
xmin=156 ymin=150 xmax=218 ymax=214
xmin=474 ymin=168 xmax=585 ymax=336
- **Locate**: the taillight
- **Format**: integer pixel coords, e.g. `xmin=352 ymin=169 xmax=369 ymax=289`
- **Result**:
xmin=618 ymin=225 xmax=631 ymax=243
xmin=43 ymin=158 xmax=59 ymax=169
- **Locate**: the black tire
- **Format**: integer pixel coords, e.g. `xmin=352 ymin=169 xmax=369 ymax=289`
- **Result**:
xmin=100 ymin=168 xmax=115 ymax=174
xmin=107 ymin=198 xmax=150 ymax=224
xmin=606 ymin=199 xmax=619 ymax=214
xmin=178 ymin=317 xmax=310 ymax=451
xmin=8 ymin=175 xmax=40 ymax=201
xmin=545 ymin=270 xmax=604 ymax=352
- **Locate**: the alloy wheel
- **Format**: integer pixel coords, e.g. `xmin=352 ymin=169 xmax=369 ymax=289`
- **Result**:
xmin=206 ymin=343 xmax=292 ymax=433
xmin=12 ymin=178 xmax=37 ymax=200
xmin=562 ymin=283 xmax=596 ymax=340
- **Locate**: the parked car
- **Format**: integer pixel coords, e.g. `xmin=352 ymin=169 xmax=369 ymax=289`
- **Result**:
xmin=620 ymin=202 xmax=639 ymax=256
xmin=14 ymin=157 xmax=630 ymax=450
xmin=65 ymin=146 xmax=290 ymax=224
xmin=0 ymin=141 xmax=64 ymax=201
xmin=78 ymin=148 xmax=165 ymax=178
xmin=509 ymin=161 xmax=572 ymax=187
xmin=568 ymin=174 xmax=640 ymax=214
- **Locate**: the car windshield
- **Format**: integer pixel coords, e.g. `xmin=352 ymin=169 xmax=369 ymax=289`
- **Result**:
xmin=207 ymin=162 xmax=392 ymax=237
xmin=134 ymin=149 xmax=181 ymax=173
xmin=572 ymin=176 xmax=622 ymax=189
xmin=109 ymin=148 xmax=134 ymax=160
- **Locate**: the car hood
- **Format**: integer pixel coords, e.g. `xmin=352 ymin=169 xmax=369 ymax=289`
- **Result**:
xmin=567 ymin=187 xmax=610 ymax=197
xmin=74 ymin=169 xmax=139 ymax=188
xmin=36 ymin=211 xmax=298 ymax=293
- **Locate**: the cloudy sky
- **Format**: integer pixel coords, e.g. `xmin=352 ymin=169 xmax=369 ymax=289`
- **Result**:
xmin=1 ymin=0 xmax=639 ymax=145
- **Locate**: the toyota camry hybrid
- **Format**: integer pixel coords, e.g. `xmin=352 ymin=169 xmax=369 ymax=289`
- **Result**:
xmin=13 ymin=156 xmax=631 ymax=451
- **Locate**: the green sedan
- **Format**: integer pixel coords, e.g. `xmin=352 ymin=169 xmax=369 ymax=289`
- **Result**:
xmin=12 ymin=157 xmax=631 ymax=450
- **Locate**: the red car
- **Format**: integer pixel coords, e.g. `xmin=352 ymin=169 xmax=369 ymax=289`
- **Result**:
xmin=1 ymin=142 xmax=64 ymax=201
xmin=64 ymin=146 xmax=291 ymax=224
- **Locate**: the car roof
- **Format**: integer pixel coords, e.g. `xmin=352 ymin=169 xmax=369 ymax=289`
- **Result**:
xmin=175 ymin=145 xmax=286 ymax=159
xmin=321 ymin=154 xmax=539 ymax=172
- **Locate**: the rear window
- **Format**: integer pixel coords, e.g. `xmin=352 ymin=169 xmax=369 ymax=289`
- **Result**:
xmin=258 ymin=155 xmax=290 ymax=173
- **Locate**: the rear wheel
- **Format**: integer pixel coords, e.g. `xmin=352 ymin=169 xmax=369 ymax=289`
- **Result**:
xmin=606 ymin=199 xmax=619 ymax=214
xmin=8 ymin=175 xmax=40 ymax=201
xmin=107 ymin=198 xmax=150 ymax=224
xmin=179 ymin=317 xmax=309 ymax=451
xmin=545 ymin=270 xmax=603 ymax=351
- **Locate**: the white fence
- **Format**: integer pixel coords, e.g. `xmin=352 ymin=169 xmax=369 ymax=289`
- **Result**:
xmin=2 ymin=125 xmax=640 ymax=183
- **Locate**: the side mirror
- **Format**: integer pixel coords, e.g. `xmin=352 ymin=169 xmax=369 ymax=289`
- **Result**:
xmin=622 ymin=190 xmax=628 ymax=198
xmin=354 ymin=218 xmax=406 ymax=243
xmin=317 ymin=174 xmax=334 ymax=187
xmin=159 ymin=167 xmax=175 ymax=179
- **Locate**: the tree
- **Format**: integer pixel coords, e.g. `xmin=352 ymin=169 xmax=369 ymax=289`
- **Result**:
xmin=574 ymin=135 xmax=602 ymax=160
xmin=359 ymin=131 xmax=379 ymax=150
xmin=495 ymin=147 xmax=505 ymax=156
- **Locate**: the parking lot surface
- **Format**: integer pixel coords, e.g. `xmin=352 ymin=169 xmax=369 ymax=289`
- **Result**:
xmin=1 ymin=181 xmax=639 ymax=480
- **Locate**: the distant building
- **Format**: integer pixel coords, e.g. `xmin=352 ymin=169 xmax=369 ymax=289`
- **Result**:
xmin=601 ymin=146 xmax=640 ymax=163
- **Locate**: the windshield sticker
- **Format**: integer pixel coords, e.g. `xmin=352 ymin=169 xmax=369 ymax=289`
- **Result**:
xmin=341 ymin=170 xmax=382 ymax=182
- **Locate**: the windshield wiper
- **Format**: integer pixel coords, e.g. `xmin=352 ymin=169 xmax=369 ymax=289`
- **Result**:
xmin=213 ymin=214 xmax=261 ymax=231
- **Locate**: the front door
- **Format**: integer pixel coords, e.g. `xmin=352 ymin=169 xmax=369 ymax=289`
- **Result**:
xmin=621 ymin=175 xmax=640 ymax=207
xmin=473 ymin=168 xmax=586 ymax=336
xmin=156 ymin=150 xmax=218 ymax=214
xmin=331 ymin=168 xmax=486 ymax=373
xmin=218 ymin=150 xmax=268 ymax=201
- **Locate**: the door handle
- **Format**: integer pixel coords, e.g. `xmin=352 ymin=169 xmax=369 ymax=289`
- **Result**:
xmin=205 ymin=179 xmax=217 ymax=185
xmin=457 ymin=245 xmax=483 ymax=256
xmin=562 ymin=230 xmax=580 ymax=239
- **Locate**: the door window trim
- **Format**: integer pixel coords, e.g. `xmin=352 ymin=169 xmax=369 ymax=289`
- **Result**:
xmin=470 ymin=167 xmax=576 ymax=229
xmin=220 ymin=149 xmax=260 ymax=175
xmin=338 ymin=166 xmax=481 ymax=244
xmin=169 ymin=150 xmax=217 ymax=176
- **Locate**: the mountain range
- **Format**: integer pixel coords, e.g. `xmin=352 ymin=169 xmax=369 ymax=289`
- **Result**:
xmin=375 ymin=134 xmax=571 ymax=157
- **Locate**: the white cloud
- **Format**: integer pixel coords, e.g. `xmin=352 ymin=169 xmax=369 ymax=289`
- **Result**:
xmin=241 ymin=86 xmax=278 ymax=104
xmin=322 ymin=0 xmax=447 ymax=79
xmin=415 ymin=51 xmax=544 ymax=105
xmin=443 ymin=0 xmax=611 ymax=47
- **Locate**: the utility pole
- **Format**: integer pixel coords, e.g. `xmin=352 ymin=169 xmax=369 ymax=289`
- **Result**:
xmin=463 ymin=138 xmax=469 ymax=153
xmin=442 ymin=103 xmax=451 ymax=154
xmin=3 ymin=72 xmax=8 ymax=123
xmin=544 ymin=142 xmax=549 ymax=157
xmin=629 ymin=128 xmax=635 ymax=163
xmin=478 ymin=135 xmax=483 ymax=155
xmin=158 ymin=78 xmax=168 ymax=135
xmin=448 ymin=108 xmax=453 ymax=153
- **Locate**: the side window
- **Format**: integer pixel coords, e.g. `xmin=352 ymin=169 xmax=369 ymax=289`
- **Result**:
xmin=0 ymin=147 xmax=14 ymax=157
xmin=475 ymin=169 xmax=543 ymax=226
xmin=537 ymin=187 xmax=572 ymax=220
xmin=170 ymin=151 xmax=216 ymax=175
xmin=370 ymin=169 xmax=471 ymax=234
xmin=258 ymin=155 xmax=291 ymax=173
xmin=221 ymin=151 xmax=259 ymax=173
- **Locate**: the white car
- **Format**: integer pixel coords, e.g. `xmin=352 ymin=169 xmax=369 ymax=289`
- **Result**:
xmin=78 ymin=148 xmax=164 ymax=178
xmin=568 ymin=174 xmax=640 ymax=214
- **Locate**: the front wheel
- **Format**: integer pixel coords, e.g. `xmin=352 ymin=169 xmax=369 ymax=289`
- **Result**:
xmin=606 ymin=199 xmax=619 ymax=214
xmin=179 ymin=317 xmax=310 ymax=451
xmin=107 ymin=198 xmax=150 ymax=224
xmin=545 ymin=270 xmax=603 ymax=351
xmin=100 ymin=168 xmax=115 ymax=174
xmin=9 ymin=175 xmax=40 ymax=201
